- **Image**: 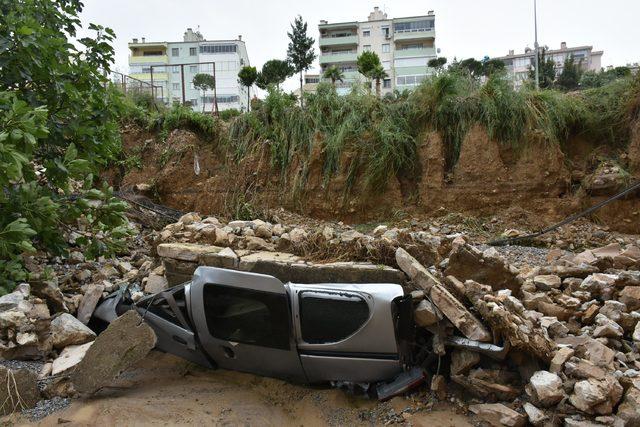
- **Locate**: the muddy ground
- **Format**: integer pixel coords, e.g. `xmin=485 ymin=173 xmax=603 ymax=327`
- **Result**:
xmin=19 ymin=352 xmax=473 ymax=426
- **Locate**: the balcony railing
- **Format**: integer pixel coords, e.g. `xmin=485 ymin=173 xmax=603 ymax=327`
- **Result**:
xmin=319 ymin=52 xmax=358 ymax=64
xmin=129 ymin=55 xmax=169 ymax=64
xmin=393 ymin=28 xmax=435 ymax=42
xmin=319 ymin=35 xmax=358 ymax=47
xmin=394 ymin=47 xmax=436 ymax=58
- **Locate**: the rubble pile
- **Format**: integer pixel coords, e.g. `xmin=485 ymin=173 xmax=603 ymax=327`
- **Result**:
xmin=398 ymin=241 xmax=640 ymax=426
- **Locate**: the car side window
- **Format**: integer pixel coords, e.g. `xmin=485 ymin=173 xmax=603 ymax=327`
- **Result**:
xmin=299 ymin=291 xmax=370 ymax=344
xmin=203 ymin=285 xmax=291 ymax=350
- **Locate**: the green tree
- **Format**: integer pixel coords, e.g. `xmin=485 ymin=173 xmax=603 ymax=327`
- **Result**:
xmin=237 ymin=66 xmax=258 ymax=111
xmin=370 ymin=65 xmax=388 ymax=97
xmin=287 ymin=16 xmax=316 ymax=108
xmin=258 ymin=59 xmax=293 ymax=90
xmin=0 ymin=0 xmax=130 ymax=292
xmin=428 ymin=57 xmax=448 ymax=70
xmin=556 ymin=56 xmax=582 ymax=91
xmin=192 ymin=73 xmax=216 ymax=112
xmin=323 ymin=66 xmax=344 ymax=87
xmin=529 ymin=48 xmax=557 ymax=89
xmin=357 ymin=51 xmax=381 ymax=77
xmin=482 ymin=58 xmax=506 ymax=76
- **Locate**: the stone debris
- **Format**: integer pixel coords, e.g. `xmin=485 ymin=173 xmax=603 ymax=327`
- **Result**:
xmin=468 ymin=403 xmax=526 ymax=427
xmin=49 ymin=313 xmax=95 ymax=350
xmin=0 ymin=365 xmax=40 ymax=415
xmin=71 ymin=311 xmax=156 ymax=395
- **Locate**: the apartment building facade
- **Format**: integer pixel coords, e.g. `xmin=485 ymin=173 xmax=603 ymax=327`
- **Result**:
xmin=319 ymin=7 xmax=438 ymax=95
xmin=495 ymin=42 xmax=604 ymax=90
xmin=128 ymin=29 xmax=251 ymax=112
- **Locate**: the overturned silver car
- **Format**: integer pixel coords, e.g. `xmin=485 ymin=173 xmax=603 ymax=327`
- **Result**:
xmin=94 ymin=266 xmax=506 ymax=388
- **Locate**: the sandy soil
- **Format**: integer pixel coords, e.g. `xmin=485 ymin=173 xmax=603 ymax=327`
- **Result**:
xmin=20 ymin=351 xmax=473 ymax=426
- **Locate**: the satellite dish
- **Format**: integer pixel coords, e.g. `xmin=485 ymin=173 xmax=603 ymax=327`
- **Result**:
xmin=437 ymin=48 xmax=441 ymax=54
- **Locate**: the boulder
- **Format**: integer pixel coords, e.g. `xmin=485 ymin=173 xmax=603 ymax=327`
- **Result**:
xmin=569 ymin=376 xmax=623 ymax=415
xmin=619 ymin=286 xmax=640 ymax=311
xmin=245 ymin=236 xmax=274 ymax=251
xmin=51 ymin=342 xmax=94 ymax=375
xmin=76 ymin=283 xmax=105 ymax=324
xmin=445 ymin=244 xmax=521 ymax=293
xmin=254 ymin=224 xmax=272 ymax=239
xmin=523 ymin=403 xmax=547 ymax=427
xmin=71 ymin=310 xmax=156 ymax=395
xmin=533 ymin=275 xmax=561 ymax=291
xmin=289 ymin=228 xmax=308 ymax=244
xmin=450 ymin=349 xmax=481 ymax=375
xmin=593 ymin=314 xmax=624 ymax=338
xmin=144 ymin=273 xmax=169 ymax=294
xmin=526 ymin=370 xmax=564 ymax=407
xmin=616 ymin=386 xmax=640 ymax=425
xmin=414 ymin=299 xmax=442 ymax=327
xmin=0 ymin=366 xmax=39 ymax=415
xmin=50 ymin=313 xmax=96 ymax=349
xmin=468 ymin=403 xmax=526 ymax=427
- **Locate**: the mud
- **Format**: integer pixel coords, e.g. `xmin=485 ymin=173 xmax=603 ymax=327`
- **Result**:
xmin=112 ymin=122 xmax=640 ymax=234
xmin=26 ymin=351 xmax=473 ymax=426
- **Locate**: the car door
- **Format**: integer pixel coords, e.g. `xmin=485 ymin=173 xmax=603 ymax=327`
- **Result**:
xmin=188 ymin=267 xmax=306 ymax=383
xmin=290 ymin=283 xmax=405 ymax=383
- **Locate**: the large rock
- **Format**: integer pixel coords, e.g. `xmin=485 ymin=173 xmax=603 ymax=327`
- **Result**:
xmin=50 ymin=313 xmax=96 ymax=349
xmin=76 ymin=283 xmax=105 ymax=324
xmin=619 ymin=286 xmax=640 ymax=311
xmin=450 ymin=349 xmax=481 ymax=375
xmin=0 ymin=366 xmax=39 ymax=415
xmin=414 ymin=299 xmax=442 ymax=327
xmin=617 ymin=386 xmax=640 ymax=425
xmin=468 ymin=403 xmax=526 ymax=427
xmin=523 ymin=403 xmax=547 ymax=427
xmin=526 ymin=370 xmax=564 ymax=407
xmin=445 ymin=244 xmax=521 ymax=293
xmin=144 ymin=273 xmax=169 ymax=294
xmin=71 ymin=310 xmax=156 ymax=395
xmin=51 ymin=342 xmax=94 ymax=375
xmin=569 ymin=375 xmax=623 ymax=415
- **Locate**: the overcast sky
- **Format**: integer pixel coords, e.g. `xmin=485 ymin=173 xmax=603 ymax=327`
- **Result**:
xmin=79 ymin=0 xmax=639 ymax=91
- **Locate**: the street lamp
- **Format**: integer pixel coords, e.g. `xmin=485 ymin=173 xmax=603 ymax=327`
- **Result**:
xmin=534 ymin=0 xmax=540 ymax=89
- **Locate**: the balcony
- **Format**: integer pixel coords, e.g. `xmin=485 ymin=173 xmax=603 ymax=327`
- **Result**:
xmin=319 ymin=52 xmax=358 ymax=64
xmin=319 ymin=35 xmax=358 ymax=47
xmin=129 ymin=72 xmax=168 ymax=82
xmin=393 ymin=29 xmax=435 ymax=42
xmin=394 ymin=47 xmax=436 ymax=58
xmin=129 ymin=55 xmax=169 ymax=65
xmin=319 ymin=21 xmax=358 ymax=31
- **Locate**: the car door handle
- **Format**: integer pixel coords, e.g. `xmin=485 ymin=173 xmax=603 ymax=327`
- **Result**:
xmin=222 ymin=346 xmax=235 ymax=359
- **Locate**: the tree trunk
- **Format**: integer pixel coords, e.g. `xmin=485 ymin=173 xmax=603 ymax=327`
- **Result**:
xmin=376 ymin=79 xmax=381 ymax=97
xmin=247 ymin=86 xmax=251 ymax=112
xmin=202 ymin=90 xmax=205 ymax=113
xmin=299 ymin=71 xmax=304 ymax=108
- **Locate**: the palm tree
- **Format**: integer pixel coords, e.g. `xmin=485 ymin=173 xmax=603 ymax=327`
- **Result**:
xmin=323 ymin=66 xmax=344 ymax=87
xmin=369 ymin=65 xmax=388 ymax=97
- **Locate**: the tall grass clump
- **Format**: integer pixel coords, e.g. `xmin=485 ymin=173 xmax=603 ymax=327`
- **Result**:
xmin=158 ymin=104 xmax=223 ymax=141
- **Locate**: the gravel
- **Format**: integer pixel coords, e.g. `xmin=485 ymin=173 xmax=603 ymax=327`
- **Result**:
xmin=479 ymin=244 xmax=556 ymax=269
xmin=0 ymin=359 xmax=44 ymax=374
xmin=21 ymin=397 xmax=71 ymax=421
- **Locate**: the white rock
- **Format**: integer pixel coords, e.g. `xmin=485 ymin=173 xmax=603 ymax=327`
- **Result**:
xmin=523 ymin=403 xmax=547 ymax=427
xmin=50 ymin=313 xmax=96 ymax=349
xmin=145 ymin=273 xmax=168 ymax=294
xmin=289 ymin=228 xmax=308 ymax=244
xmin=526 ymin=371 xmax=564 ymax=407
xmin=51 ymin=342 xmax=94 ymax=375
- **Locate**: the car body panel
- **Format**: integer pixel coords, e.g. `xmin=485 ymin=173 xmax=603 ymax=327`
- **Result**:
xmin=189 ymin=267 xmax=307 ymax=382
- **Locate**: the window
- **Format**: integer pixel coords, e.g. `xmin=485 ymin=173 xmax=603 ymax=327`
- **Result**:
xmin=171 ymin=47 xmax=179 ymax=57
xmin=382 ymin=44 xmax=390 ymax=53
xmin=394 ymin=19 xmax=434 ymax=33
xmin=199 ymin=44 xmax=237 ymax=54
xmin=189 ymin=47 xmax=197 ymax=56
xmin=141 ymin=66 xmax=151 ymax=73
xmin=362 ymin=30 xmax=371 ymax=37
xmin=398 ymin=43 xmax=424 ymax=50
xmin=363 ymin=45 xmax=371 ymax=52
xmin=190 ymin=99 xmax=198 ymax=106
xmin=142 ymin=50 xmax=163 ymax=56
xmin=172 ymin=83 xmax=179 ymax=90
xmin=172 ymin=65 xmax=179 ymax=73
xmin=382 ymin=61 xmax=391 ymax=70
xmin=190 ymin=65 xmax=198 ymax=73
xmin=383 ymin=78 xmax=391 ymax=88
xmin=202 ymin=95 xmax=240 ymax=104
xmin=203 ymin=285 xmax=290 ymax=350
xmin=382 ymin=26 xmax=390 ymax=38
xmin=299 ymin=291 xmax=370 ymax=344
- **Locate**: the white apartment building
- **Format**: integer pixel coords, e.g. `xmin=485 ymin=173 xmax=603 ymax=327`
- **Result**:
xmin=495 ymin=42 xmax=604 ymax=90
xmin=128 ymin=29 xmax=251 ymax=112
xmin=319 ymin=7 xmax=438 ymax=95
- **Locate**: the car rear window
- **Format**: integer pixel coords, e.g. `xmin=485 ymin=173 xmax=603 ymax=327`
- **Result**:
xmin=203 ymin=285 xmax=291 ymax=350
xmin=299 ymin=290 xmax=370 ymax=344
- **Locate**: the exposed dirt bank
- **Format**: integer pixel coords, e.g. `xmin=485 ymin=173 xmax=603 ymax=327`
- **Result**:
xmin=26 ymin=352 xmax=473 ymax=426
xmin=111 ymin=123 xmax=640 ymax=234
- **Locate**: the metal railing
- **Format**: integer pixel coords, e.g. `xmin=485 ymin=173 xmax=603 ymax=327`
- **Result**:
xmin=109 ymin=71 xmax=164 ymax=101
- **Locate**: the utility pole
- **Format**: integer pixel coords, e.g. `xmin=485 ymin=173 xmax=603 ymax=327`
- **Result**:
xmin=534 ymin=0 xmax=540 ymax=89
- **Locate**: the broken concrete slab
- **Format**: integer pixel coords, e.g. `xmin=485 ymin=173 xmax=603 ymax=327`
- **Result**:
xmin=76 ymin=283 xmax=105 ymax=324
xmin=395 ymin=248 xmax=436 ymax=291
xmin=71 ymin=310 xmax=156 ymax=395
xmin=468 ymin=403 xmax=526 ymax=427
xmin=430 ymin=283 xmax=492 ymax=342
xmin=50 ymin=313 xmax=96 ymax=349
xmin=156 ymin=243 xmax=224 ymax=262
xmin=144 ymin=273 xmax=168 ymax=294
xmin=414 ymin=299 xmax=442 ymax=327
xmin=52 ymin=341 xmax=94 ymax=375
xmin=445 ymin=244 xmax=522 ymax=293
xmin=0 ymin=366 xmax=39 ymax=415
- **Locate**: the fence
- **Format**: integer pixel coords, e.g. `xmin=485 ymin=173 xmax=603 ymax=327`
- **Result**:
xmin=109 ymin=71 xmax=164 ymax=102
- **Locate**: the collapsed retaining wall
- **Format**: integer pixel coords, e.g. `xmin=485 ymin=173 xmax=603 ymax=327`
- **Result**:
xmin=113 ymin=122 xmax=640 ymax=233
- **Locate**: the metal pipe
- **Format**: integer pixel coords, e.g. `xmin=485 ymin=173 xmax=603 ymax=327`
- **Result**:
xmin=180 ymin=64 xmax=186 ymax=104
xmin=534 ymin=0 xmax=540 ymax=89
